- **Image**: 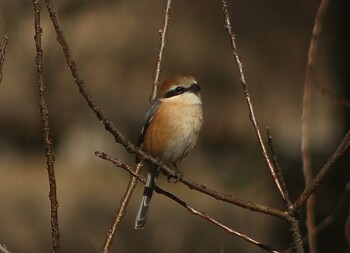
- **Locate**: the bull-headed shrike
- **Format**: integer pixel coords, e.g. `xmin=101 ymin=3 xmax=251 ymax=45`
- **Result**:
xmin=135 ymin=75 xmax=203 ymax=230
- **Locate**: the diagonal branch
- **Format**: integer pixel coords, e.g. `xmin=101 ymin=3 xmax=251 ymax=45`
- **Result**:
xmin=95 ymin=152 xmax=281 ymax=253
xmin=221 ymin=1 xmax=305 ymax=252
xmin=149 ymin=0 xmax=172 ymax=102
xmin=100 ymin=162 xmax=143 ymax=253
xmin=43 ymin=0 xmax=287 ymax=221
xmin=156 ymin=186 xmax=281 ymax=253
xmin=32 ymin=1 xmax=61 ymax=252
xmin=266 ymin=128 xmax=292 ymax=207
xmin=221 ymin=0 xmax=286 ymax=202
xmin=293 ymin=129 xmax=350 ymax=213
xmin=284 ymin=183 xmax=350 ymax=253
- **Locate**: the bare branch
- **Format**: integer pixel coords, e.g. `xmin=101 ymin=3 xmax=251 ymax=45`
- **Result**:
xmin=293 ymin=129 xmax=350 ymax=212
xmin=221 ymin=0 xmax=286 ymax=202
xmin=96 ymin=151 xmax=287 ymax=219
xmin=96 ymin=152 xmax=280 ymax=253
xmin=284 ymin=183 xmax=350 ymax=253
xmin=301 ymin=1 xmax=330 ymax=252
xmin=266 ymin=128 xmax=292 ymax=207
xmin=42 ymin=0 xmax=286 ymax=220
xmin=156 ymin=187 xmax=281 ymax=253
xmin=0 ymin=35 xmax=8 ymax=84
xmin=149 ymin=0 xmax=172 ymax=102
xmin=100 ymin=162 xmax=143 ymax=253
xmin=314 ymin=81 xmax=350 ymax=108
xmin=32 ymin=1 xmax=61 ymax=252
xmin=266 ymin=129 xmax=304 ymax=252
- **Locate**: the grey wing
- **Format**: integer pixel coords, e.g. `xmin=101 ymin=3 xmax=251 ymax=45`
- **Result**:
xmin=136 ymin=100 xmax=161 ymax=162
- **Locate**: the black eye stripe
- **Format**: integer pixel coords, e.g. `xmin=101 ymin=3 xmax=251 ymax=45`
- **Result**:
xmin=164 ymin=83 xmax=200 ymax=98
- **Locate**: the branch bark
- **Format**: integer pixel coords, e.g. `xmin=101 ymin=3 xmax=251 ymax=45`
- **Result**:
xmin=0 ymin=35 xmax=8 ymax=85
xmin=100 ymin=163 xmax=143 ymax=253
xmin=301 ymin=1 xmax=330 ymax=252
xmin=221 ymin=0 xmax=286 ymax=202
xmin=32 ymin=1 xmax=61 ymax=252
xmin=221 ymin=1 xmax=305 ymax=252
xmin=96 ymin=152 xmax=281 ymax=253
xmin=149 ymin=0 xmax=172 ymax=102
xmin=293 ymin=129 xmax=350 ymax=212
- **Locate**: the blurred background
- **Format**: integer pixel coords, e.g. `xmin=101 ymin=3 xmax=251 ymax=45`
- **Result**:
xmin=0 ymin=0 xmax=349 ymax=252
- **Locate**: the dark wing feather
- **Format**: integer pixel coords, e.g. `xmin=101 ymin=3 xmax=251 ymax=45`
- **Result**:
xmin=136 ymin=99 xmax=161 ymax=162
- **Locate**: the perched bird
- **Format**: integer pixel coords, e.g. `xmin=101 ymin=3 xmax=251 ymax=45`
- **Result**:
xmin=135 ymin=75 xmax=203 ymax=230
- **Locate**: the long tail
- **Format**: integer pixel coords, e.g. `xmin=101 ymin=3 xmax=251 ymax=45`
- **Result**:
xmin=135 ymin=172 xmax=156 ymax=230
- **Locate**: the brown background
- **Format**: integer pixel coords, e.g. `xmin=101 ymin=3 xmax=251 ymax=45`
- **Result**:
xmin=0 ymin=1 xmax=349 ymax=252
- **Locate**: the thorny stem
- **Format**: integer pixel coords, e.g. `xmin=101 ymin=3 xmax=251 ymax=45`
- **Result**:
xmin=33 ymin=1 xmax=61 ymax=252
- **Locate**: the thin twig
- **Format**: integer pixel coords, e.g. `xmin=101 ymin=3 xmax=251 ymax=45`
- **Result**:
xmin=100 ymin=162 xmax=143 ymax=253
xmin=0 ymin=35 xmax=8 ymax=84
xmin=43 ymin=0 xmax=286 ymax=220
xmin=96 ymin=150 xmax=287 ymax=219
xmin=308 ymin=0 xmax=349 ymax=108
xmin=149 ymin=0 xmax=172 ymax=102
xmin=314 ymin=81 xmax=350 ymax=108
xmin=156 ymin=187 xmax=281 ymax=253
xmin=32 ymin=1 xmax=61 ymax=252
xmin=221 ymin=1 xmax=305 ymax=251
xmin=301 ymin=24 xmax=315 ymax=253
xmin=95 ymin=152 xmax=280 ymax=253
xmin=267 ymin=129 xmax=303 ymax=252
xmin=301 ymin=1 xmax=331 ymax=252
xmin=266 ymin=128 xmax=292 ymax=207
xmin=221 ymin=0 xmax=286 ymax=202
xmin=284 ymin=183 xmax=350 ymax=253
xmin=293 ymin=129 xmax=350 ymax=213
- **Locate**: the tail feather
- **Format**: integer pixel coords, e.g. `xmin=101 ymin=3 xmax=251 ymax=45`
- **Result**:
xmin=135 ymin=172 xmax=155 ymax=230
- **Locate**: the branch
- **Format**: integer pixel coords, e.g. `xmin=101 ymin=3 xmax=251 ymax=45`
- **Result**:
xmin=220 ymin=1 xmax=306 ymax=252
xmin=267 ymin=129 xmax=303 ymax=252
xmin=267 ymin=128 xmax=292 ymax=207
xmin=301 ymin=1 xmax=330 ymax=252
xmin=96 ymin=152 xmax=281 ymax=253
xmin=156 ymin=186 xmax=281 ymax=253
xmin=149 ymin=0 xmax=172 ymax=102
xmin=96 ymin=151 xmax=287 ymax=219
xmin=293 ymin=129 xmax=350 ymax=212
xmin=42 ymin=0 xmax=287 ymax=221
xmin=221 ymin=0 xmax=286 ymax=202
xmin=284 ymin=183 xmax=350 ymax=253
xmin=0 ymin=35 xmax=8 ymax=85
xmin=100 ymin=162 xmax=143 ymax=253
xmin=32 ymin=1 xmax=61 ymax=252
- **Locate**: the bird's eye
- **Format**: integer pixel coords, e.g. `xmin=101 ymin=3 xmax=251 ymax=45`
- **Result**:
xmin=175 ymin=86 xmax=185 ymax=94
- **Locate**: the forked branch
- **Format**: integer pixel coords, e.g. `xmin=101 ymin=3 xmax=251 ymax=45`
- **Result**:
xmin=96 ymin=151 xmax=281 ymax=253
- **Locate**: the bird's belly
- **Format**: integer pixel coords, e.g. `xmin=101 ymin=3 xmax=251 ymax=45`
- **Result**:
xmin=144 ymin=104 xmax=202 ymax=165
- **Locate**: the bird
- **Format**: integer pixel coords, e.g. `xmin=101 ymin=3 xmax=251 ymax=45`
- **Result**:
xmin=135 ymin=75 xmax=203 ymax=230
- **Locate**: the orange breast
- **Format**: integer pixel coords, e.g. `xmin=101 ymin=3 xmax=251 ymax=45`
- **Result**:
xmin=142 ymin=100 xmax=202 ymax=165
